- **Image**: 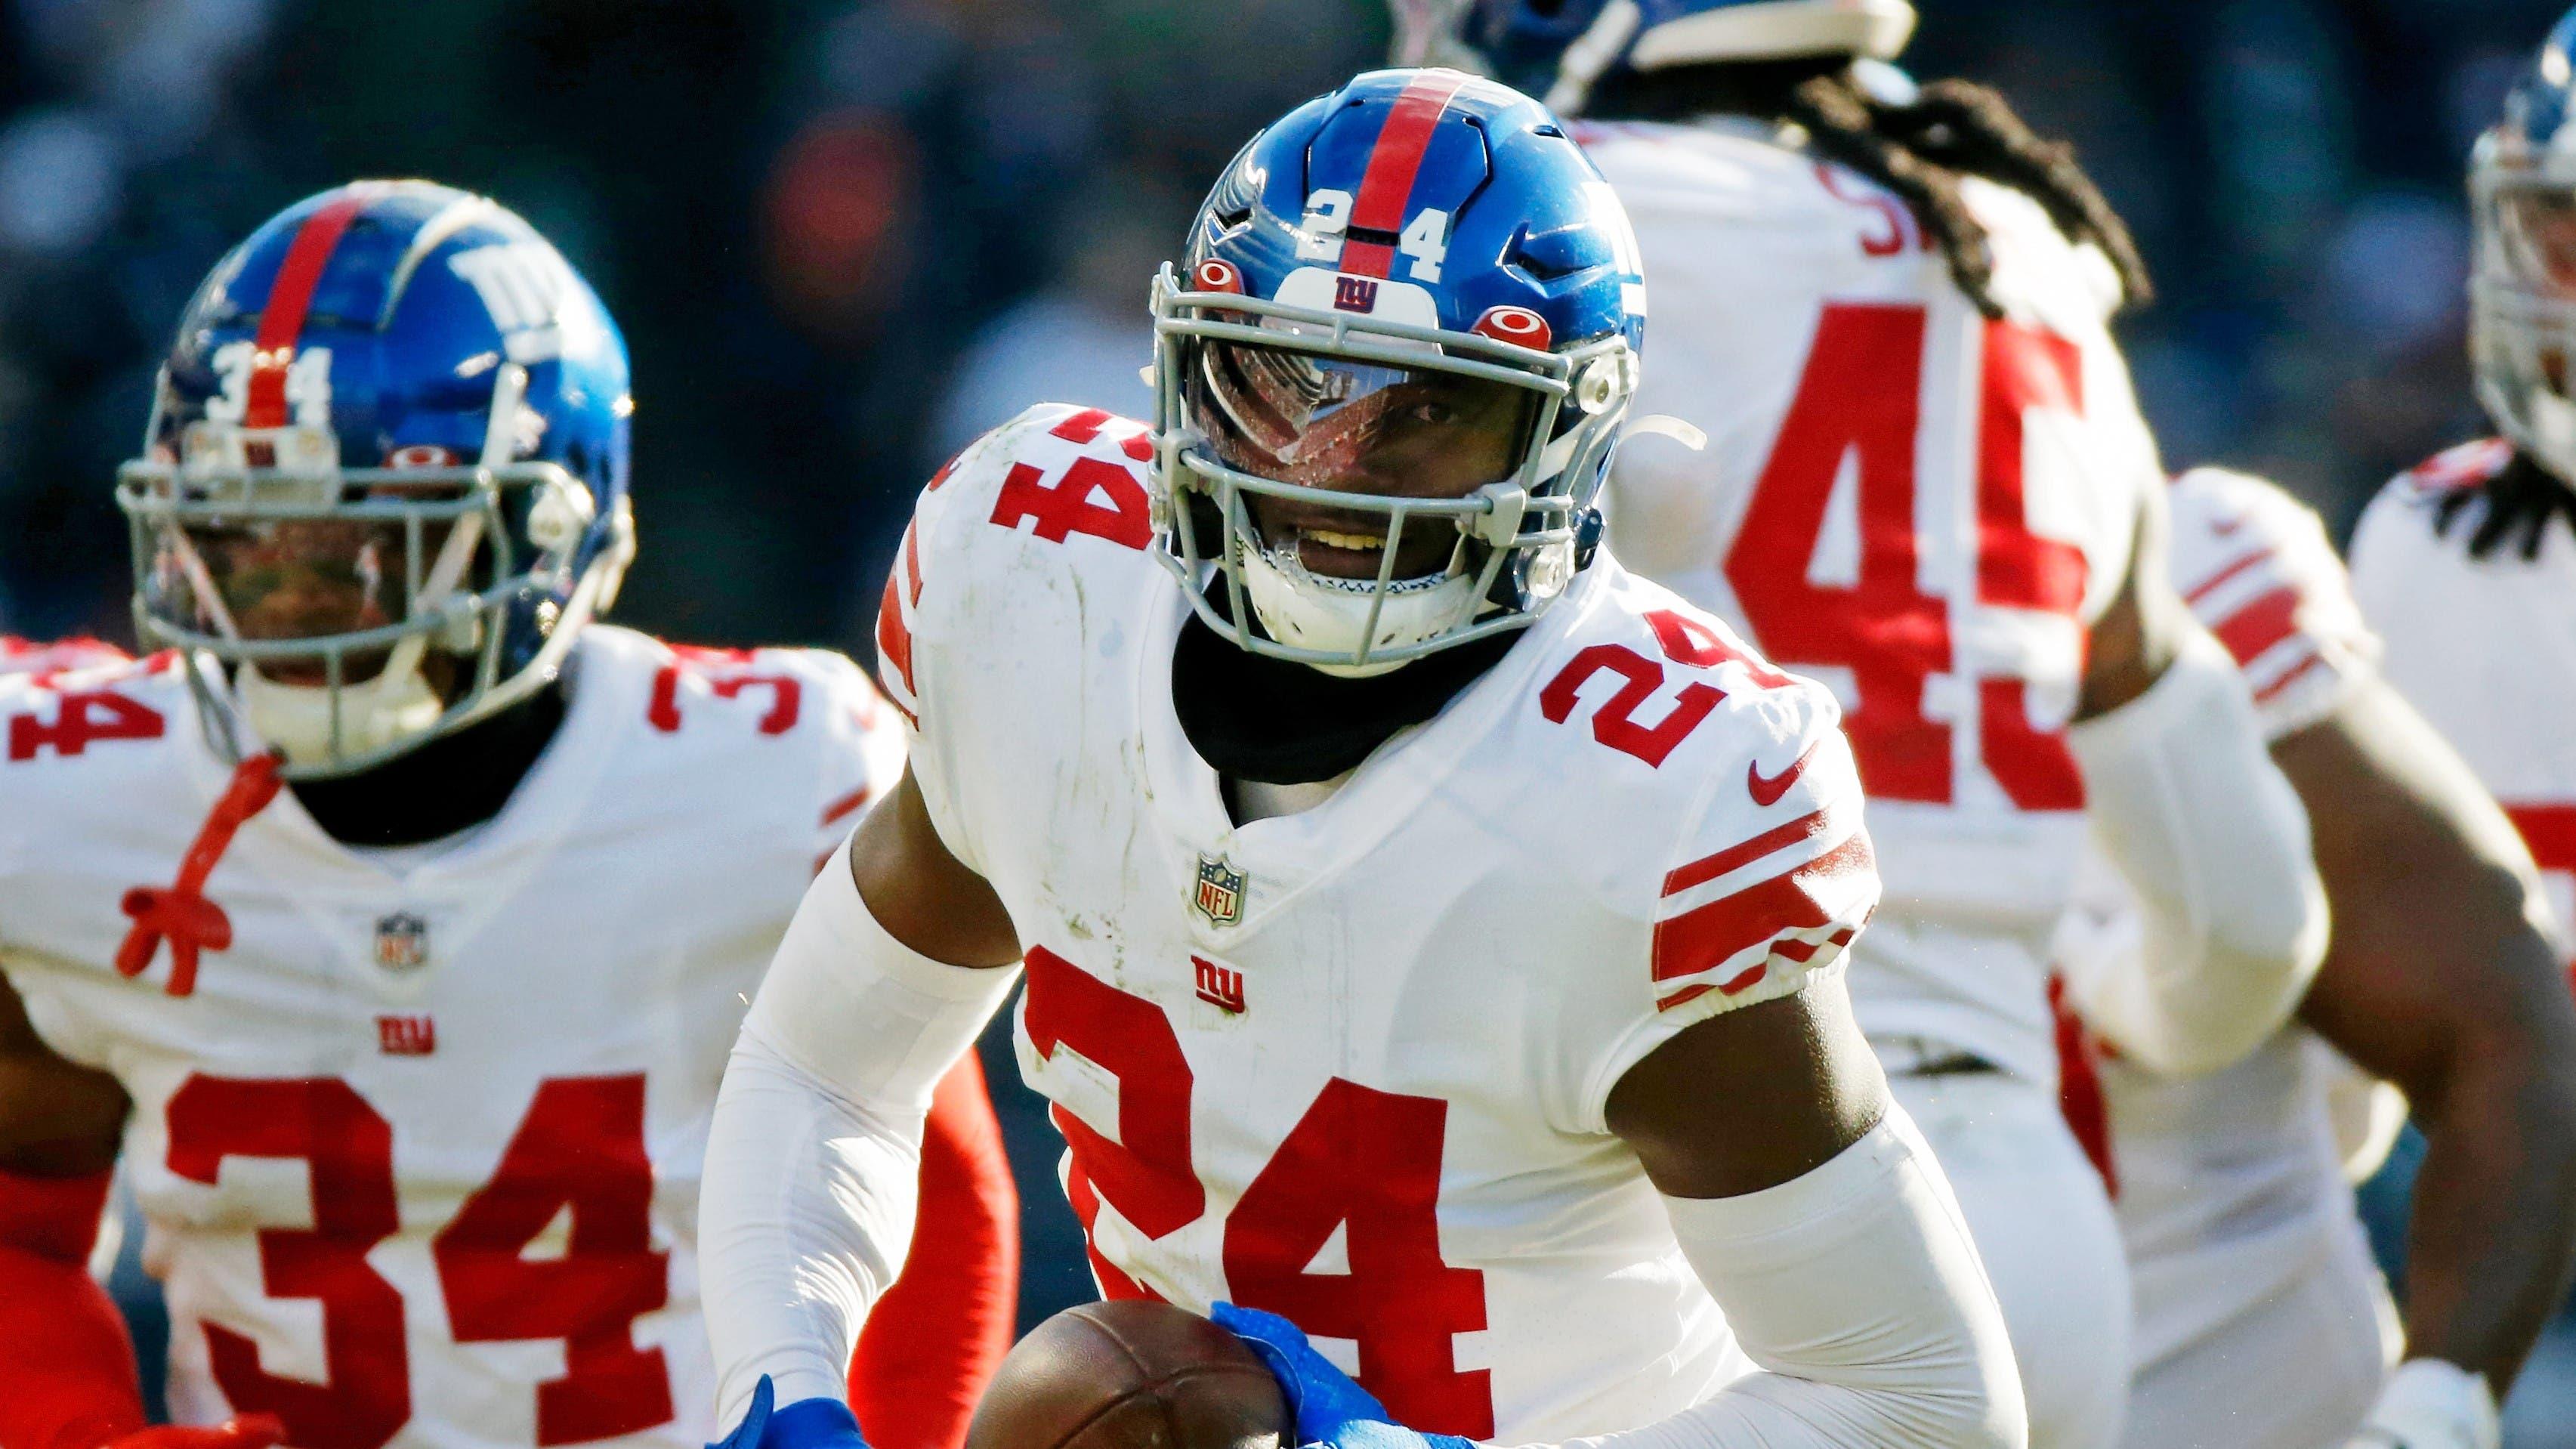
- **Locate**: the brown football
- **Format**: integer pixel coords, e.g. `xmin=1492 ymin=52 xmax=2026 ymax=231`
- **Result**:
xmin=965 ymin=1300 xmax=1294 ymax=1449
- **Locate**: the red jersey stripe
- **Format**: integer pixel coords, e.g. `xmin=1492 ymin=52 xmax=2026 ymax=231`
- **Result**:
xmin=821 ymin=785 xmax=874 ymax=828
xmin=876 ymin=562 xmax=916 ymax=706
xmin=2250 ymin=650 xmax=2328 ymax=706
xmin=1768 ymin=925 xmax=1856 ymax=965
xmin=2183 ymin=547 xmax=2272 ymax=606
xmin=2212 ymin=585 xmax=2303 ymax=667
xmin=244 ymin=192 xmax=375 ymax=428
xmin=1651 ymin=833 xmax=1874 ymax=984
xmin=1662 ymin=808 xmax=1833 ymax=898
xmin=2507 ymin=803 xmax=2576 ymax=879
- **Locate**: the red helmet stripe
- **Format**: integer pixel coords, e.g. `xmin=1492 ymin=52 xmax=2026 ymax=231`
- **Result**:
xmin=1342 ymin=70 xmax=1470 ymax=280
xmin=243 ymin=191 xmax=374 ymax=428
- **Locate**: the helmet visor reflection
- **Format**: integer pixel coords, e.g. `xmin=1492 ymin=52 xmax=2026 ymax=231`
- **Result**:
xmin=2495 ymin=184 xmax=2576 ymax=293
xmin=139 ymin=493 xmax=480 ymax=683
xmin=1189 ymin=338 xmax=1540 ymax=495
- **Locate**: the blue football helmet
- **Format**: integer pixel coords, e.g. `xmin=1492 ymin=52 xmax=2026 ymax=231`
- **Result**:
xmin=118 ymin=180 xmax=635 ymax=777
xmin=1396 ymin=0 xmax=1917 ymax=114
xmin=1151 ymin=68 xmax=1648 ymax=676
xmin=2473 ymin=7 xmax=2576 ymax=485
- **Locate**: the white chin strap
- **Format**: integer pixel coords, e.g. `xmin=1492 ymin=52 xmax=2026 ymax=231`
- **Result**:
xmin=2529 ymin=386 xmax=2576 ymax=484
xmin=1240 ymin=540 xmax=1481 ymax=679
xmin=237 ymin=663 xmax=447 ymax=766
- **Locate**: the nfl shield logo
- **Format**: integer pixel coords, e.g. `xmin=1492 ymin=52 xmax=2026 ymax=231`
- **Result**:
xmin=1193 ymin=855 xmax=1246 ymax=928
xmin=373 ymin=913 xmax=431 ymax=972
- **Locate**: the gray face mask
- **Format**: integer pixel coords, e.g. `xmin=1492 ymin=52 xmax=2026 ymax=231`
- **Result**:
xmin=2476 ymin=144 xmax=2576 ymax=487
xmin=1151 ymin=263 xmax=1635 ymax=678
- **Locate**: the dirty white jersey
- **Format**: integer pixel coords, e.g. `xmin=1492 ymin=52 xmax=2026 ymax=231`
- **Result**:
xmin=2351 ymin=440 xmax=2576 ymax=967
xmin=2057 ymin=468 xmax=2395 ymax=1375
xmin=0 ymin=625 xmax=903 ymax=1449
xmin=1583 ymin=119 xmax=2160 ymax=1084
xmin=879 ymin=403 xmax=1879 ymax=1444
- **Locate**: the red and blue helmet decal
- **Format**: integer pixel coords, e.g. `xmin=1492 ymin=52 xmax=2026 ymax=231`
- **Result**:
xmin=159 ymin=180 xmax=629 ymax=499
xmin=149 ymin=179 xmax=632 ymax=684
xmin=1184 ymin=68 xmax=1645 ymax=363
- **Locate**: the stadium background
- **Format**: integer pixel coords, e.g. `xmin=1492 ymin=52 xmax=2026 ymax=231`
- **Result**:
xmin=1 ymin=0 xmax=2571 ymax=1438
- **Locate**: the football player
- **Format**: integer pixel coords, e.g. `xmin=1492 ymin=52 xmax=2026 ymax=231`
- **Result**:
xmin=2061 ymin=467 xmax=2576 ymax=1449
xmin=2337 ymin=11 xmax=2576 ymax=1441
xmin=700 ymin=70 xmax=2028 ymax=1449
xmin=1407 ymin=4 xmax=2330 ymax=1444
xmin=0 ymin=183 xmax=1017 ymax=1449
xmin=2353 ymin=5 xmax=2576 ymax=984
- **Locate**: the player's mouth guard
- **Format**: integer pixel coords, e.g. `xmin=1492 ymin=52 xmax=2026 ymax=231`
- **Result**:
xmin=1151 ymin=264 xmax=1685 ymax=676
xmin=116 ymin=365 xmax=634 ymax=779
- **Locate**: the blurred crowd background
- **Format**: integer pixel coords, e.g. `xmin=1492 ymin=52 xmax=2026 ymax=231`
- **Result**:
xmin=8 ymin=0 xmax=2576 ymax=1437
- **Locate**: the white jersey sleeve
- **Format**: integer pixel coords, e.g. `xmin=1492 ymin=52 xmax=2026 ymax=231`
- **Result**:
xmin=2166 ymin=467 xmax=2379 ymax=740
xmin=869 ymin=408 xmax=1098 ymax=876
xmin=1609 ymin=650 xmax=1876 ymax=1071
xmin=1547 ymin=604 xmax=1883 ymax=1132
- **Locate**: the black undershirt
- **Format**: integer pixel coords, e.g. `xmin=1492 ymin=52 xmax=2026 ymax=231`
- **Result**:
xmin=1170 ymin=592 xmax=1517 ymax=786
xmin=288 ymin=680 xmax=570 ymax=848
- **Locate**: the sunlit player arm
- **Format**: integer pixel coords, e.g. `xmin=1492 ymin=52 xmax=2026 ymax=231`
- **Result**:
xmin=2064 ymin=488 xmax=2330 ymax=1075
xmin=700 ymin=770 xmax=1023 ymax=1437
xmin=2281 ymin=684 xmax=2576 ymax=1443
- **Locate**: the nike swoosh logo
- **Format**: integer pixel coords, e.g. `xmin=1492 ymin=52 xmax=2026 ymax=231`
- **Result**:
xmin=1747 ymin=740 xmax=1821 ymax=808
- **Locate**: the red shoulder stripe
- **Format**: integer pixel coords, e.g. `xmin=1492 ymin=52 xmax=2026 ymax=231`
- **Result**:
xmin=1651 ymin=833 xmax=1873 ymax=985
xmin=1662 ymin=808 xmax=1831 ymax=898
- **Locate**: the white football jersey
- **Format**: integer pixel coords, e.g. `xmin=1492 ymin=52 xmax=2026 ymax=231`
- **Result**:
xmin=2351 ymin=440 xmax=2576 ymax=966
xmin=2062 ymin=468 xmax=2392 ymax=1375
xmin=883 ymin=404 xmax=1879 ymax=1444
xmin=0 ymin=626 xmax=903 ymax=1449
xmin=1583 ymin=119 xmax=2162 ymax=1083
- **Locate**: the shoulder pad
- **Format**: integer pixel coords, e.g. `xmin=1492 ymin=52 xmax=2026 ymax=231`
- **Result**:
xmin=877 ymin=402 xmax=1160 ymax=727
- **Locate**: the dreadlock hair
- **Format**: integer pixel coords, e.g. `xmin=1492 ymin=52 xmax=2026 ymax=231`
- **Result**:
xmin=1586 ymin=58 xmax=2154 ymax=318
xmin=2434 ymin=448 xmax=2576 ymax=561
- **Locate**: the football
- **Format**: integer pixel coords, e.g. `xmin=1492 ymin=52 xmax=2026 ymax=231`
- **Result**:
xmin=964 ymin=1301 xmax=1295 ymax=1449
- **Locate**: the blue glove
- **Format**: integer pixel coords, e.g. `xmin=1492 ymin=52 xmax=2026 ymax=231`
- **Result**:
xmin=708 ymin=1377 xmax=872 ymax=1449
xmin=1209 ymin=1304 xmax=1477 ymax=1449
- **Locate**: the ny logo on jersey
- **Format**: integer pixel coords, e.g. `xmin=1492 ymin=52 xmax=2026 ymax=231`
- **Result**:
xmin=1193 ymin=956 xmax=1246 ymax=1015
xmin=374 ymin=912 xmax=431 ymax=972
xmin=1193 ymin=854 xmax=1246 ymax=928
xmin=1334 ymin=275 xmax=1381 ymax=314
xmin=376 ymin=1015 xmax=437 ymax=1056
